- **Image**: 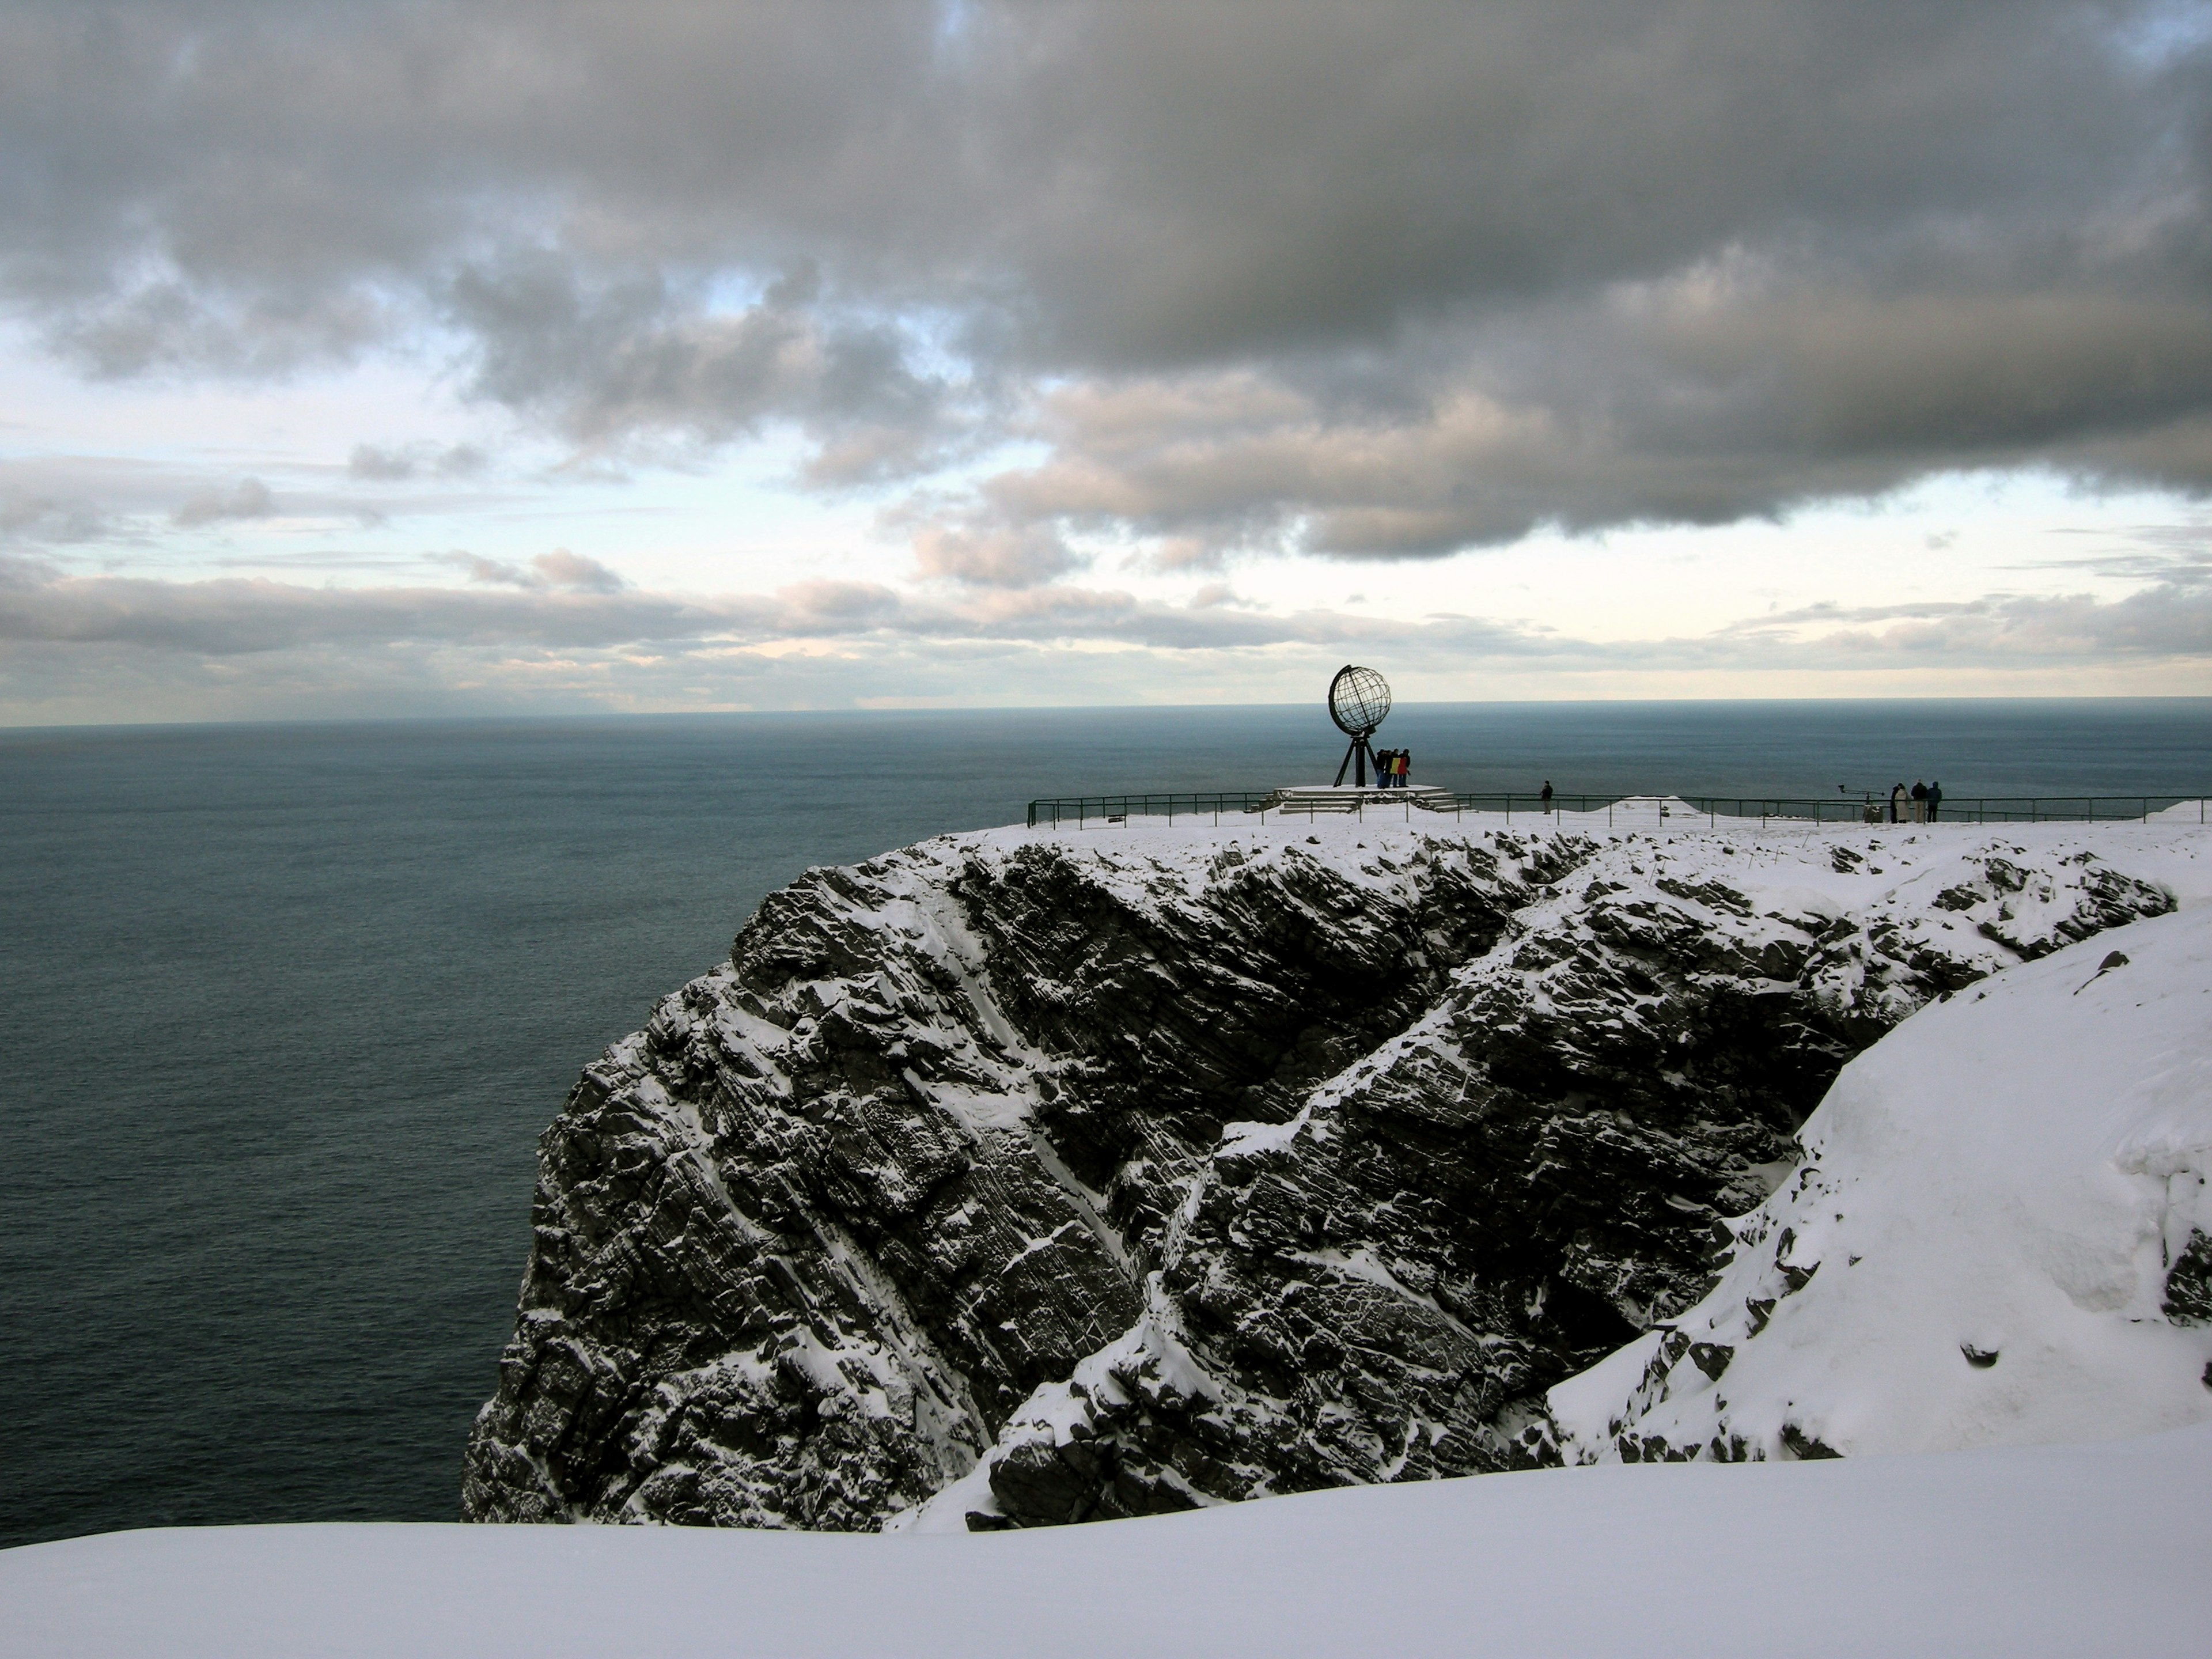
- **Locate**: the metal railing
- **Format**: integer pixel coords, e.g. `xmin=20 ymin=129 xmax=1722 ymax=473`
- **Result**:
xmin=1666 ymin=796 xmax=2210 ymax=827
xmin=1025 ymin=790 xmax=2211 ymax=829
xmin=1025 ymin=792 xmax=1279 ymax=828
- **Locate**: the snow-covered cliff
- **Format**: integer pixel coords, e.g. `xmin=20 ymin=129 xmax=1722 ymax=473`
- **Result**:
xmin=1551 ymin=901 xmax=2212 ymax=1465
xmin=462 ymin=813 xmax=2207 ymax=1531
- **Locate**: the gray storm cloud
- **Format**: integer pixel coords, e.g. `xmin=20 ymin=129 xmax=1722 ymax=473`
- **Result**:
xmin=439 ymin=549 xmax=628 ymax=594
xmin=172 ymin=478 xmax=274 ymax=527
xmin=0 ymin=1 xmax=2209 ymax=569
xmin=349 ymin=443 xmax=487 ymax=482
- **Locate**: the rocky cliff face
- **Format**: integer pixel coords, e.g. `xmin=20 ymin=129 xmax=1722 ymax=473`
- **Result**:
xmin=462 ymin=816 xmax=2181 ymax=1531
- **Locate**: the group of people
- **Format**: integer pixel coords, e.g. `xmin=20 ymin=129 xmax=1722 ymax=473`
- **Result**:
xmin=1885 ymin=779 xmax=1944 ymax=822
xmin=1372 ymin=748 xmax=1413 ymax=788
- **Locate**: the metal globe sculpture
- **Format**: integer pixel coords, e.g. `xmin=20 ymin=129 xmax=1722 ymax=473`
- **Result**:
xmin=1327 ymin=664 xmax=1393 ymax=787
xmin=1328 ymin=664 xmax=1392 ymax=737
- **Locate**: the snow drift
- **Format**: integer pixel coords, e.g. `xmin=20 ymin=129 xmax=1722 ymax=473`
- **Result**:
xmin=1552 ymin=904 xmax=2212 ymax=1463
xmin=6 ymin=1427 xmax=2210 ymax=1659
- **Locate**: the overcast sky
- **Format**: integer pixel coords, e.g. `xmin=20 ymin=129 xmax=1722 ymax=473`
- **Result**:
xmin=3 ymin=1 xmax=2210 ymax=723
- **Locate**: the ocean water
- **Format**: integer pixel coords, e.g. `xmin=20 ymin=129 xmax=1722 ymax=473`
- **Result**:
xmin=3 ymin=699 xmax=2209 ymax=1550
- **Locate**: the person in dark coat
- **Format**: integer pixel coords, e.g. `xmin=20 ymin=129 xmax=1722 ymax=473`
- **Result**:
xmin=1927 ymin=779 xmax=1943 ymax=822
xmin=1373 ymin=748 xmax=1393 ymax=789
xmin=1889 ymin=782 xmax=1907 ymax=823
xmin=1911 ymin=780 xmax=1928 ymax=823
xmin=1540 ymin=780 xmax=1554 ymax=812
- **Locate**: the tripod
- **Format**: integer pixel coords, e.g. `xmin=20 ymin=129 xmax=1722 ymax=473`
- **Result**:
xmin=1333 ymin=732 xmax=1379 ymax=787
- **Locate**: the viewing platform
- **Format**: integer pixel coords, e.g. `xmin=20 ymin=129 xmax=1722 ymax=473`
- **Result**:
xmin=1259 ymin=784 xmax=1461 ymax=814
xmin=1024 ymin=790 xmax=2212 ymax=830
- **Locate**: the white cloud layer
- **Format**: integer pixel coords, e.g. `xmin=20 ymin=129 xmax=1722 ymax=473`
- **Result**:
xmin=3 ymin=545 xmax=2208 ymax=724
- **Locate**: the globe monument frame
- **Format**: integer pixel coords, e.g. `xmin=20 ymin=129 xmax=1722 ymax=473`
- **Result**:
xmin=1328 ymin=664 xmax=1393 ymax=787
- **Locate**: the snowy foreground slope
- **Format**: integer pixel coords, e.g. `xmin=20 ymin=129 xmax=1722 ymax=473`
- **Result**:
xmin=459 ymin=812 xmax=2209 ymax=1531
xmin=1554 ymin=902 xmax=2212 ymax=1463
xmin=5 ymin=1427 xmax=2209 ymax=1658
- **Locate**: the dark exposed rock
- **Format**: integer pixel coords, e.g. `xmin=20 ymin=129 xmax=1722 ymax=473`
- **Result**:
xmin=462 ymin=824 xmax=2173 ymax=1529
xmin=990 ymin=1437 xmax=1101 ymax=1525
xmin=1689 ymin=1342 xmax=1734 ymax=1381
xmin=1781 ymin=1422 xmax=1844 ymax=1460
xmin=2165 ymin=1230 xmax=2212 ymax=1328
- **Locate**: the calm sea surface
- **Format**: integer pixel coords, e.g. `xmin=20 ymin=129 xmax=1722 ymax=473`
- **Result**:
xmin=4 ymin=699 xmax=2209 ymax=1548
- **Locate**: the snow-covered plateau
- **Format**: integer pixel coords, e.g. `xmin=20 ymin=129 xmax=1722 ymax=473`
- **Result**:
xmin=7 ymin=812 xmax=2210 ymax=1655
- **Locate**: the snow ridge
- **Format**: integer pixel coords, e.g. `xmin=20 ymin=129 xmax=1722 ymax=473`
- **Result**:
xmin=1551 ymin=906 xmax=2212 ymax=1465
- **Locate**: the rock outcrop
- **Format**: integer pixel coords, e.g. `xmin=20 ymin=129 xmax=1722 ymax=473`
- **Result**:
xmin=463 ymin=818 xmax=2182 ymax=1529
